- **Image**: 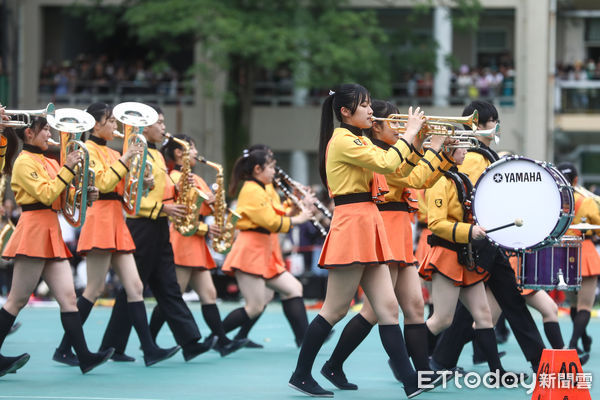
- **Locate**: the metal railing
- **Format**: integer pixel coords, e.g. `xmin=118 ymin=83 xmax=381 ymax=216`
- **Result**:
xmin=556 ymin=80 xmax=600 ymax=113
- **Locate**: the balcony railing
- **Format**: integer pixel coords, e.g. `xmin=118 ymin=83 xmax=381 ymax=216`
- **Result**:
xmin=556 ymin=80 xmax=600 ymax=113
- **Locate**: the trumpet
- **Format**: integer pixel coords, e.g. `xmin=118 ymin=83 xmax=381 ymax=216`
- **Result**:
xmin=113 ymin=102 xmax=158 ymax=215
xmin=46 ymin=108 xmax=96 ymax=228
xmin=574 ymin=185 xmax=600 ymax=213
xmin=1 ymin=103 xmax=55 ymax=128
xmin=422 ymin=124 xmax=500 ymax=150
xmin=371 ymin=110 xmax=479 ymax=136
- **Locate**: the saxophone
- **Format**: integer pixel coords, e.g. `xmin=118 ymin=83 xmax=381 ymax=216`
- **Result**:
xmin=164 ymin=133 xmax=207 ymax=236
xmin=0 ymin=175 xmax=14 ymax=253
xmin=195 ymin=156 xmax=240 ymax=253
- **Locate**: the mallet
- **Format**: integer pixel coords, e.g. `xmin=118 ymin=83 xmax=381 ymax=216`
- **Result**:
xmin=486 ymin=218 xmax=523 ymax=234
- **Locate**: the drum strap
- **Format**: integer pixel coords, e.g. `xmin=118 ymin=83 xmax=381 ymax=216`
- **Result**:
xmin=468 ymin=142 xmax=499 ymax=163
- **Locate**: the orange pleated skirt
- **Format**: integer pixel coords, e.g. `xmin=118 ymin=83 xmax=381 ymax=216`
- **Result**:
xmin=3 ymin=209 xmax=72 ymax=260
xmin=222 ymin=230 xmax=285 ymax=279
xmin=508 ymin=255 xmax=534 ymax=296
xmin=319 ymin=201 xmax=394 ymax=268
xmin=581 ymin=239 xmax=600 ymax=277
xmin=380 ymin=210 xmax=417 ymax=267
xmin=170 ymin=225 xmax=216 ymax=270
xmin=418 ymin=245 xmax=488 ymax=287
xmin=415 ymin=228 xmax=432 ymax=266
xmin=267 ymin=233 xmax=286 ymax=276
xmin=77 ymin=200 xmax=135 ymax=255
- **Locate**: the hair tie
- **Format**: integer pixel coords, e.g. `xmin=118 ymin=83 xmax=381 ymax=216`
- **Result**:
xmin=328 ymin=90 xmax=336 ymax=96
xmin=242 ymin=149 xmax=250 ymax=158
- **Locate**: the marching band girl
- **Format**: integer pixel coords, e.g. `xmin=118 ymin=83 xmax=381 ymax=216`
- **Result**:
xmin=220 ymin=148 xmax=312 ymax=348
xmin=321 ymin=100 xmax=453 ymax=389
xmin=418 ymin=146 xmax=508 ymax=378
xmin=288 ymin=84 xmax=422 ymax=398
xmin=148 ymin=134 xmax=246 ymax=357
xmin=0 ymin=116 xmax=114 ymax=375
xmin=52 ymin=102 xmax=180 ymax=367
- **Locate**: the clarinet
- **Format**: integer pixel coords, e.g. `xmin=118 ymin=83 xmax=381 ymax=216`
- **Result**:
xmin=275 ymin=167 xmax=332 ymax=219
xmin=273 ymin=176 xmax=328 ymax=237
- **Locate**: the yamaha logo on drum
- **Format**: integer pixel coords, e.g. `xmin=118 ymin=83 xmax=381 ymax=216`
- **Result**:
xmin=493 ymin=171 xmax=543 ymax=183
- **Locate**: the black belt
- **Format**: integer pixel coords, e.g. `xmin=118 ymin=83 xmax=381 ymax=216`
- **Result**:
xmin=333 ymin=192 xmax=372 ymax=206
xmin=21 ymin=203 xmax=54 ymax=212
xmin=427 ymin=234 xmax=463 ymax=253
xmin=377 ymin=201 xmax=410 ymax=212
xmin=98 ymin=192 xmax=122 ymax=201
xmin=244 ymin=227 xmax=270 ymax=235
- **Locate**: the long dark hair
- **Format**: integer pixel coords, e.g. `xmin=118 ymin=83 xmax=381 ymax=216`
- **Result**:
xmin=228 ymin=149 xmax=272 ymax=197
xmin=1 ymin=127 xmax=19 ymax=175
xmin=367 ymin=99 xmax=399 ymax=139
xmin=161 ymin=134 xmax=195 ymax=171
xmin=85 ymin=102 xmax=113 ymax=142
xmin=318 ymin=84 xmax=370 ymax=187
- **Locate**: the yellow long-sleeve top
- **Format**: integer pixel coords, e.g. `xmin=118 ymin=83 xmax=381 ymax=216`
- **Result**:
xmin=127 ymin=144 xmax=175 ymax=219
xmin=370 ymin=138 xmax=454 ymax=202
xmin=267 ymin=183 xmax=292 ymax=216
xmin=326 ymin=123 xmax=412 ymax=196
xmin=170 ymin=167 xmax=212 ymax=236
xmin=457 ymin=142 xmax=499 ymax=186
xmin=86 ymin=136 xmax=128 ymax=194
xmin=426 ymin=169 xmax=473 ymax=244
xmin=0 ymin=135 xmax=7 ymax=173
xmin=11 ymin=145 xmax=75 ymax=209
xmin=235 ymin=179 xmax=292 ymax=233
xmin=566 ymin=192 xmax=600 ymax=237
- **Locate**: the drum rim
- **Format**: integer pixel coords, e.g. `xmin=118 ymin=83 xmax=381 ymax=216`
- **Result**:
xmin=471 ymin=156 xmax=574 ymax=251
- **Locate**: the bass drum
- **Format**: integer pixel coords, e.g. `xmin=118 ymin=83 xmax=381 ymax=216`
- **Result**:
xmin=471 ymin=156 xmax=574 ymax=251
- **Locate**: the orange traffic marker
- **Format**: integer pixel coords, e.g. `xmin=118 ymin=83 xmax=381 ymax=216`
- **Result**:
xmin=531 ymin=349 xmax=591 ymax=400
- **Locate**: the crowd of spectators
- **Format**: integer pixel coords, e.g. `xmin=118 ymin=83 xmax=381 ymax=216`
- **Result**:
xmin=555 ymin=59 xmax=600 ymax=111
xmin=38 ymin=54 xmax=186 ymax=101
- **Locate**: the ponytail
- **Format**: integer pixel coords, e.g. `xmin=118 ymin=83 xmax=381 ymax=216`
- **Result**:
xmin=1 ymin=127 xmax=19 ymax=175
xmin=318 ymin=83 xmax=371 ymax=188
xmin=228 ymin=149 xmax=272 ymax=197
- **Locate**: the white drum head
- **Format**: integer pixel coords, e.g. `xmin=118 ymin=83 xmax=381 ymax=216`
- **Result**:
xmin=472 ymin=158 xmax=562 ymax=250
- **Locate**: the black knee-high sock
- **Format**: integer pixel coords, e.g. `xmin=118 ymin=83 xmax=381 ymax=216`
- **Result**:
xmin=0 ymin=308 xmax=16 ymax=350
xmin=473 ymin=328 xmax=503 ymax=372
xmin=426 ymin=324 xmax=438 ymax=356
xmin=221 ymin=307 xmax=250 ymax=333
xmin=128 ymin=301 xmax=160 ymax=354
xmin=404 ymin=323 xmax=430 ymax=371
xmin=60 ymin=311 xmax=93 ymax=362
xmin=235 ymin=309 xmax=263 ymax=339
xmin=379 ymin=324 xmax=417 ymax=387
xmin=202 ymin=304 xmax=230 ymax=345
xmin=282 ymin=297 xmax=309 ymax=346
xmin=293 ymin=315 xmax=332 ymax=377
xmin=328 ymin=314 xmax=373 ymax=369
xmin=571 ymin=306 xmax=590 ymax=343
xmin=57 ymin=297 xmax=95 ymax=352
xmin=569 ymin=310 xmax=591 ymax=349
xmin=148 ymin=305 xmax=165 ymax=343
xmin=543 ymin=321 xmax=564 ymax=349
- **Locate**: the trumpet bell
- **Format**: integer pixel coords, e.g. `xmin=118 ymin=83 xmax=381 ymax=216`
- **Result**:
xmin=47 ymin=108 xmax=95 ymax=133
xmin=113 ymin=102 xmax=158 ymax=127
xmin=3 ymin=103 xmax=56 ymax=128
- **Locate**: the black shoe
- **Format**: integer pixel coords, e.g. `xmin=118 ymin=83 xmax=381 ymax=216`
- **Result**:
xmin=582 ymin=335 xmax=593 ymax=353
xmin=79 ymin=347 xmax=115 ymax=374
xmin=288 ymin=373 xmax=333 ymax=397
xmin=52 ymin=348 xmax=79 ymax=366
xmin=110 ymin=352 xmax=136 ymax=362
xmin=429 ymin=358 xmax=464 ymax=388
xmin=320 ymin=360 xmax=358 ymax=390
xmin=183 ymin=336 xmax=218 ymax=362
xmin=214 ymin=338 xmax=248 ymax=357
xmin=144 ymin=345 xmax=181 ymax=367
xmin=405 ymin=385 xmax=424 ymax=399
xmin=0 ymin=354 xmax=30 ymax=377
xmin=577 ymin=349 xmax=590 ymax=366
xmin=7 ymin=322 xmax=21 ymax=336
xmin=473 ymin=350 xmax=506 ymax=365
xmin=242 ymin=339 xmax=264 ymax=349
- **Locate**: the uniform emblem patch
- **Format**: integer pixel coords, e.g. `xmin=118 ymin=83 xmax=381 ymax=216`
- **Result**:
xmin=90 ymin=160 xmax=96 ymax=168
xmin=435 ymin=199 xmax=443 ymax=208
xmin=30 ymin=171 xmax=38 ymax=180
xmin=354 ymin=139 xmax=363 ymax=146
